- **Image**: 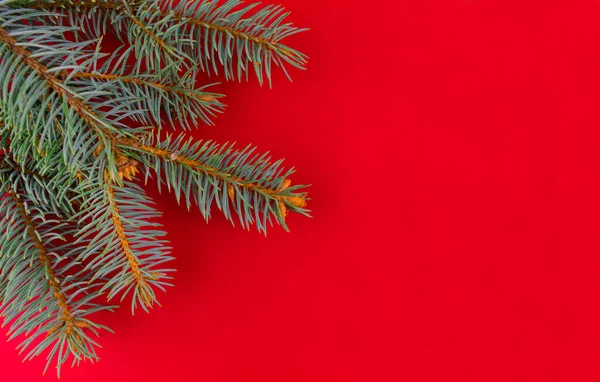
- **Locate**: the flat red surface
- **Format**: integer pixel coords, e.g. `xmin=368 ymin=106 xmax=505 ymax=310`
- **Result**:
xmin=3 ymin=0 xmax=600 ymax=380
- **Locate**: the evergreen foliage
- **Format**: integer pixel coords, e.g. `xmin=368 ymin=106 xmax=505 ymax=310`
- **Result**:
xmin=0 ymin=0 xmax=309 ymax=375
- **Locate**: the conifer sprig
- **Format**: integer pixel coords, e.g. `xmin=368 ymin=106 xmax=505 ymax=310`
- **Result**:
xmin=122 ymin=134 xmax=309 ymax=233
xmin=0 ymin=0 xmax=310 ymax=375
xmin=11 ymin=0 xmax=308 ymax=85
xmin=0 ymin=153 xmax=79 ymax=216
xmin=0 ymin=189 xmax=114 ymax=377
xmin=70 ymin=179 xmax=173 ymax=314
xmin=70 ymin=67 xmax=225 ymax=129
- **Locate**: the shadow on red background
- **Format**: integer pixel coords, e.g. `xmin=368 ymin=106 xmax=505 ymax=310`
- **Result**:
xmin=3 ymin=0 xmax=600 ymax=381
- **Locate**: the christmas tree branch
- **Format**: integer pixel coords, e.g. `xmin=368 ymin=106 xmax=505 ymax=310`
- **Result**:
xmin=0 ymin=154 xmax=80 ymax=216
xmin=71 ymin=178 xmax=173 ymax=313
xmin=0 ymin=0 xmax=310 ymax=374
xmin=17 ymin=0 xmax=305 ymax=61
xmin=0 ymin=26 xmax=108 ymax=139
xmin=134 ymin=140 xmax=306 ymax=205
xmin=0 ymin=155 xmax=46 ymax=180
xmin=105 ymin=177 xmax=157 ymax=310
xmin=0 ymin=118 xmax=82 ymax=216
xmin=71 ymin=70 xmax=225 ymax=128
xmin=72 ymin=72 xmax=216 ymax=102
xmin=7 ymin=192 xmax=78 ymax=329
xmin=119 ymin=1 xmax=190 ymax=73
xmin=0 ymin=188 xmax=113 ymax=377
xmin=161 ymin=0 xmax=306 ymax=60
xmin=0 ymin=13 xmax=126 ymax=181
xmin=121 ymin=135 xmax=309 ymax=233
xmin=155 ymin=0 xmax=309 ymax=85
xmin=12 ymin=0 xmax=308 ymax=85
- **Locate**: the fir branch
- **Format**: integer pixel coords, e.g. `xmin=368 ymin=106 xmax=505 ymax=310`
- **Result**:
xmin=73 ymin=72 xmax=220 ymax=104
xmin=0 ymin=111 xmax=82 ymax=216
xmin=105 ymin=177 xmax=156 ymax=310
xmin=0 ymin=10 xmax=126 ymax=181
xmin=70 ymin=69 xmax=225 ymax=128
xmin=7 ymin=193 xmax=75 ymax=323
xmin=0 ymin=154 xmax=80 ymax=216
xmin=118 ymin=0 xmax=191 ymax=74
xmin=146 ymin=0 xmax=309 ymax=85
xmin=0 ymin=0 xmax=310 ymax=375
xmin=13 ymin=0 xmax=308 ymax=85
xmin=71 ymin=178 xmax=173 ymax=314
xmin=0 ymin=189 xmax=113 ymax=377
xmin=121 ymin=135 xmax=309 ymax=233
xmin=6 ymin=192 xmax=79 ymax=340
xmin=0 ymin=155 xmax=46 ymax=181
xmin=0 ymin=25 xmax=99 ymax=136
xmin=166 ymin=1 xmax=306 ymax=61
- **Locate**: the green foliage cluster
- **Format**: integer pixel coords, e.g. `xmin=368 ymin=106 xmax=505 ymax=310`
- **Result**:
xmin=0 ymin=0 xmax=309 ymax=375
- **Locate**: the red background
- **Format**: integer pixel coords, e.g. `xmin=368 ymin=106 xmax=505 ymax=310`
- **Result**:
xmin=3 ymin=0 xmax=600 ymax=380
